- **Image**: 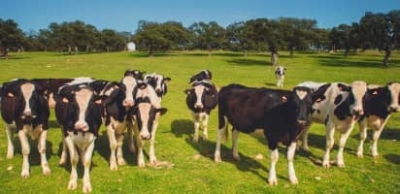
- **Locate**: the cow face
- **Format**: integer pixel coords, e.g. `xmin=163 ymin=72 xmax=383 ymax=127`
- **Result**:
xmin=124 ymin=69 xmax=145 ymax=80
xmin=56 ymin=85 xmax=103 ymax=132
xmin=338 ymin=81 xmax=367 ymax=116
xmin=290 ymin=87 xmax=314 ymax=126
xmin=120 ymin=76 xmax=139 ymax=108
xmin=133 ymin=97 xmax=167 ymax=140
xmin=275 ymin=66 xmax=286 ymax=76
xmin=189 ymin=70 xmax=212 ymax=83
xmin=2 ymin=79 xmax=47 ymax=120
xmin=387 ymin=82 xmax=400 ymax=112
xmin=185 ymin=82 xmax=217 ymax=112
xmin=145 ymin=73 xmax=171 ymax=97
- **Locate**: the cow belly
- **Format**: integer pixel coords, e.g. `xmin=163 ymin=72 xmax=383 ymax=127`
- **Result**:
xmin=367 ymin=115 xmax=385 ymax=129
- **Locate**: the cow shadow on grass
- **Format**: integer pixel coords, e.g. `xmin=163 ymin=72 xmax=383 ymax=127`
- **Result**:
xmin=384 ymin=154 xmax=400 ymax=165
xmin=226 ymin=58 xmax=269 ymax=66
xmin=170 ymin=119 xmax=193 ymax=139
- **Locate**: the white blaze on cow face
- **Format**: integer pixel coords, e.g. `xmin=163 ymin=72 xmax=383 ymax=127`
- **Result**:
xmin=74 ymin=88 xmax=93 ymax=131
xmin=388 ymin=82 xmax=400 ymax=112
xmin=138 ymin=103 xmax=151 ymax=139
xmin=194 ymin=85 xmax=206 ymax=109
xmin=20 ymin=83 xmax=35 ymax=118
xmin=350 ymin=81 xmax=367 ymax=115
xmin=296 ymin=90 xmax=307 ymax=100
xmin=122 ymin=76 xmax=137 ymax=107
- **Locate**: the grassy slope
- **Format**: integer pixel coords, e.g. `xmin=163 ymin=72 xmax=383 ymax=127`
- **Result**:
xmin=0 ymin=51 xmax=399 ymax=194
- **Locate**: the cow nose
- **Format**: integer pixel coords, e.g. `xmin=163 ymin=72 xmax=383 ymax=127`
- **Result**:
xmin=75 ymin=123 xmax=89 ymax=131
xmin=123 ymin=99 xmax=134 ymax=107
xmin=155 ymin=88 xmax=162 ymax=94
xmin=22 ymin=111 xmax=36 ymax=119
xmin=140 ymin=132 xmax=151 ymax=140
xmin=194 ymin=104 xmax=203 ymax=109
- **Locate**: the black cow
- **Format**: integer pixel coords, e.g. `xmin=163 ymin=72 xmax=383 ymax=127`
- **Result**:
xmin=214 ymin=84 xmax=322 ymax=185
xmin=357 ymin=82 xmax=400 ymax=158
xmin=189 ymin=70 xmax=212 ymax=84
xmin=185 ymin=80 xmax=218 ymax=142
xmin=0 ymin=78 xmax=51 ymax=178
xmin=133 ymin=83 xmax=167 ymax=167
xmin=31 ymin=78 xmax=74 ymax=108
xmin=54 ymin=83 xmax=103 ymax=193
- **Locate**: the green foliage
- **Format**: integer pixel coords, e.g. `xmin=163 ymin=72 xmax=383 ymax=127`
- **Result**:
xmin=0 ymin=51 xmax=399 ymax=193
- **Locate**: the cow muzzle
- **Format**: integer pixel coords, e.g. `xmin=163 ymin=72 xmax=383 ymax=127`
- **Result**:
xmin=21 ymin=111 xmax=37 ymax=120
xmin=140 ymin=131 xmax=151 ymax=140
xmin=123 ymin=99 xmax=134 ymax=107
xmin=352 ymin=108 xmax=364 ymax=117
xmin=74 ymin=122 xmax=89 ymax=132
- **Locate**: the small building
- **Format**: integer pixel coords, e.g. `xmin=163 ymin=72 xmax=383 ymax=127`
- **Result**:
xmin=127 ymin=42 xmax=136 ymax=52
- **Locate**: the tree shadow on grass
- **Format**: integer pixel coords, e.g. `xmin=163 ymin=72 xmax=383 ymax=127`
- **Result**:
xmin=310 ymin=55 xmax=400 ymax=68
xmin=384 ymin=154 xmax=400 ymax=165
xmin=171 ymin=119 xmax=193 ymax=139
xmin=226 ymin=58 xmax=269 ymax=66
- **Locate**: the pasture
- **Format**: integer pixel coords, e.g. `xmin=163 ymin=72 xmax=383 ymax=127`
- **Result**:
xmin=0 ymin=51 xmax=399 ymax=193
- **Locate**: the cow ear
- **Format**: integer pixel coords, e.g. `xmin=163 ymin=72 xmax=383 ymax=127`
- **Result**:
xmin=184 ymin=89 xmax=191 ymax=95
xmin=338 ymin=83 xmax=350 ymax=91
xmin=164 ymin=77 xmax=171 ymax=82
xmin=157 ymin=108 xmax=168 ymax=115
xmin=138 ymin=82 xmax=147 ymax=89
xmin=281 ymin=95 xmax=288 ymax=102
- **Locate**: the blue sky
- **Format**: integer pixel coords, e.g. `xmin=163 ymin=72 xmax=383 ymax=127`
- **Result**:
xmin=1 ymin=0 xmax=398 ymax=33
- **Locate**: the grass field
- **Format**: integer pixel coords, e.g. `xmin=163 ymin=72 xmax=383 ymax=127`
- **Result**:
xmin=0 ymin=51 xmax=399 ymax=193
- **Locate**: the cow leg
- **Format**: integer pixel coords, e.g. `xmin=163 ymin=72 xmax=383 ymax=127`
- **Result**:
xmin=5 ymin=125 xmax=14 ymax=159
xmin=116 ymin=132 xmax=126 ymax=166
xmin=59 ymin=139 xmax=68 ymax=165
xmin=201 ymin=114 xmax=209 ymax=140
xmin=300 ymin=127 xmax=309 ymax=151
xmin=214 ymin=116 xmax=228 ymax=163
xmin=18 ymin=129 xmax=30 ymax=178
xmin=82 ymin=136 xmax=95 ymax=193
xmin=357 ymin=119 xmax=368 ymax=158
xmin=107 ymin=126 xmax=118 ymax=171
xmin=268 ymin=149 xmax=279 ymax=186
xmin=287 ymin=142 xmax=298 ymax=184
xmin=232 ymin=129 xmax=241 ymax=161
xmin=192 ymin=112 xmax=200 ymax=143
xmin=133 ymin=123 xmax=145 ymax=167
xmin=149 ymin=121 xmax=159 ymax=164
xmin=65 ymin=137 xmax=78 ymax=190
xmin=38 ymin=130 xmax=51 ymax=175
xmin=323 ymin=123 xmax=335 ymax=168
xmin=337 ymin=123 xmax=355 ymax=168
xmin=127 ymin=123 xmax=136 ymax=153
xmin=371 ymin=117 xmax=389 ymax=158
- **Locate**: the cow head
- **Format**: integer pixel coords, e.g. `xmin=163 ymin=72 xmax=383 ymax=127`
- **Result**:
xmin=185 ymin=81 xmax=218 ymax=112
xmin=120 ymin=76 xmax=139 ymax=108
xmin=189 ymin=70 xmax=213 ymax=84
xmin=275 ymin=66 xmax=286 ymax=76
xmin=387 ymin=82 xmax=400 ymax=112
xmin=133 ymin=94 xmax=167 ymax=140
xmin=56 ymin=84 xmax=103 ymax=132
xmin=144 ymin=73 xmax=171 ymax=97
xmin=338 ymin=81 xmax=367 ymax=117
xmin=124 ymin=69 xmax=145 ymax=80
xmin=289 ymin=86 xmax=316 ymax=126
xmin=1 ymin=79 xmax=48 ymax=120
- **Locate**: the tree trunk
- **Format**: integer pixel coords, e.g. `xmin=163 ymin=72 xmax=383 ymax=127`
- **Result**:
xmin=290 ymin=48 xmax=294 ymax=58
xmin=344 ymin=48 xmax=349 ymax=58
xmin=271 ymin=51 xmax=278 ymax=65
xmin=383 ymin=48 xmax=391 ymax=67
xmin=243 ymin=49 xmax=247 ymax=57
xmin=68 ymin=45 xmax=72 ymax=55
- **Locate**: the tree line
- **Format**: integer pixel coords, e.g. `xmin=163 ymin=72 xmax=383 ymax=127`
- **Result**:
xmin=0 ymin=9 xmax=399 ymax=66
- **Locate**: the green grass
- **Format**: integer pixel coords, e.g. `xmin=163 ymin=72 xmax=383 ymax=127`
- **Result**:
xmin=0 ymin=50 xmax=400 ymax=193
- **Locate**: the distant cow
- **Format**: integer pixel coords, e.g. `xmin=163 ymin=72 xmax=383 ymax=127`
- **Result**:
xmin=185 ymin=80 xmax=218 ymax=142
xmin=214 ymin=84 xmax=322 ymax=185
xmin=133 ymin=83 xmax=167 ymax=167
xmin=189 ymin=70 xmax=213 ymax=84
xmin=54 ymin=83 xmax=103 ymax=193
xmin=275 ymin=66 xmax=286 ymax=88
xmin=298 ymin=81 xmax=369 ymax=168
xmin=0 ymin=78 xmax=51 ymax=178
xmin=357 ymin=82 xmax=400 ymax=158
xmin=144 ymin=73 xmax=171 ymax=98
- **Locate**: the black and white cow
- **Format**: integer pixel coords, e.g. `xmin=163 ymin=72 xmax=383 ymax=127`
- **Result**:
xmin=214 ymin=84 xmax=322 ymax=185
xmin=133 ymin=83 xmax=167 ymax=167
xmin=124 ymin=69 xmax=145 ymax=81
xmin=0 ymin=78 xmax=51 ymax=178
xmin=31 ymin=78 xmax=74 ymax=108
xmin=298 ymin=81 xmax=368 ymax=168
xmin=144 ymin=73 xmax=171 ymax=98
xmin=275 ymin=66 xmax=286 ymax=88
xmin=103 ymin=75 xmax=141 ymax=171
xmin=189 ymin=70 xmax=213 ymax=84
xmin=185 ymin=80 xmax=218 ymax=142
xmin=54 ymin=83 xmax=103 ymax=193
xmin=357 ymin=82 xmax=400 ymax=158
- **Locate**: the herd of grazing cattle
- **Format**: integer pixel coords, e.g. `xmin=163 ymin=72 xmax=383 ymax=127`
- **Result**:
xmin=0 ymin=69 xmax=399 ymax=192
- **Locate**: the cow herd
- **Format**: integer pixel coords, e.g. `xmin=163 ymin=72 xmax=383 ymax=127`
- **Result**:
xmin=0 ymin=69 xmax=399 ymax=192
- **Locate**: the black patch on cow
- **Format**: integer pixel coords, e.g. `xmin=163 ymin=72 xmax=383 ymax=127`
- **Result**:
xmin=334 ymin=94 xmax=343 ymax=105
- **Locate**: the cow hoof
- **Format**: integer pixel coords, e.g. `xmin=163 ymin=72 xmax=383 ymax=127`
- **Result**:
xmin=372 ymin=154 xmax=379 ymax=159
xmin=268 ymin=178 xmax=278 ymax=186
xmin=138 ymin=162 xmax=146 ymax=168
xmin=42 ymin=167 xmax=51 ymax=175
xmin=192 ymin=137 xmax=199 ymax=143
xmin=289 ymin=176 xmax=298 ymax=184
xmin=21 ymin=171 xmax=30 ymax=179
xmin=337 ymin=162 xmax=345 ymax=168
xmin=68 ymin=181 xmax=77 ymax=190
xmin=82 ymin=183 xmax=92 ymax=193
xmin=357 ymin=153 xmax=364 ymax=158
xmin=118 ymin=159 xmax=126 ymax=166
xmin=233 ymin=154 xmax=241 ymax=162
xmin=214 ymin=156 xmax=222 ymax=163
xmin=110 ymin=163 xmax=118 ymax=171
xmin=322 ymin=161 xmax=330 ymax=168
xmin=6 ymin=152 xmax=14 ymax=159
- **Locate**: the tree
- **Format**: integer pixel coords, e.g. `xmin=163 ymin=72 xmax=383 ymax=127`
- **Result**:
xmin=189 ymin=21 xmax=226 ymax=55
xmin=0 ymin=19 xmax=25 ymax=59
